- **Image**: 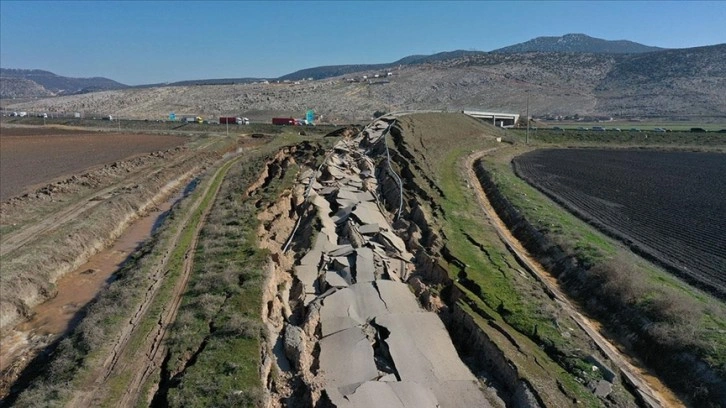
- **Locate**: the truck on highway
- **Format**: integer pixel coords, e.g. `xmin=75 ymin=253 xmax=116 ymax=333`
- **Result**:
xmin=220 ymin=117 xmax=250 ymax=125
xmin=184 ymin=116 xmax=203 ymax=124
xmin=272 ymin=117 xmax=296 ymax=126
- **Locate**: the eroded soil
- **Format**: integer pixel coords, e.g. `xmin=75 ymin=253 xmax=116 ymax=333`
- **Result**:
xmin=0 ymin=192 xmax=179 ymax=395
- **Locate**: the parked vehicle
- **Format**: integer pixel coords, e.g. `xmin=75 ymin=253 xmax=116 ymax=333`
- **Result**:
xmin=690 ymin=127 xmax=706 ymax=133
xmin=272 ymin=117 xmax=296 ymax=125
xmin=184 ymin=116 xmax=202 ymax=124
xmin=592 ymin=126 xmax=605 ymax=131
xmin=18 ymin=112 xmax=27 ymax=117
xmin=654 ymin=127 xmax=667 ymax=132
xmin=103 ymin=115 xmax=113 ymax=121
xmin=220 ymin=116 xmax=250 ymax=125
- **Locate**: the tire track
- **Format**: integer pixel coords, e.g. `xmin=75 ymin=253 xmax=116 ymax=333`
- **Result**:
xmin=67 ymin=154 xmax=241 ymax=408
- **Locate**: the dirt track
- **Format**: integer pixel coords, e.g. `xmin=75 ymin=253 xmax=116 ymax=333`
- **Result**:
xmin=66 ymin=155 xmax=240 ymax=407
xmin=465 ymin=149 xmax=683 ymax=408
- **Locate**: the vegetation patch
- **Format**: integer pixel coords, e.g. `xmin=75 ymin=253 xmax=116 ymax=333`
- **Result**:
xmin=152 ymin=154 xmax=277 ymax=407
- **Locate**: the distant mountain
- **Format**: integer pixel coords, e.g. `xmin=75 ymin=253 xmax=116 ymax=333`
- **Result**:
xmin=277 ymin=34 xmax=665 ymax=82
xmin=0 ymin=69 xmax=128 ymax=98
xmin=277 ymin=50 xmax=484 ymax=81
xmin=492 ymin=33 xmax=664 ymax=54
xmin=134 ymin=77 xmax=268 ymax=89
xmin=0 ymin=77 xmax=54 ymax=99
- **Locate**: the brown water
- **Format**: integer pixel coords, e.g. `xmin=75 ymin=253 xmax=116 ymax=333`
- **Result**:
xmin=0 ymin=198 xmax=176 ymax=375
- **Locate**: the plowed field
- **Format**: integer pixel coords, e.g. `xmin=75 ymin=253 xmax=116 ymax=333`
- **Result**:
xmin=513 ymin=149 xmax=726 ymax=296
xmin=0 ymin=127 xmax=186 ymax=200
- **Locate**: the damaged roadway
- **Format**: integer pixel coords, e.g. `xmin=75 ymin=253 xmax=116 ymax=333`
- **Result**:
xmin=275 ymin=120 xmax=492 ymax=407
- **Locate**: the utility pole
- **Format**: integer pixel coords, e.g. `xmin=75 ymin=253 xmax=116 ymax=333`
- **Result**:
xmin=525 ymin=94 xmax=530 ymax=145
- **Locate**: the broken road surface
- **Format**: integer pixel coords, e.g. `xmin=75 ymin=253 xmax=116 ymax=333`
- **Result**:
xmin=274 ymin=120 xmax=490 ymax=407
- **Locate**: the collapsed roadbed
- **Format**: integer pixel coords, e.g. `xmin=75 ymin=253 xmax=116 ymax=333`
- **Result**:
xmin=257 ymin=119 xmax=556 ymax=407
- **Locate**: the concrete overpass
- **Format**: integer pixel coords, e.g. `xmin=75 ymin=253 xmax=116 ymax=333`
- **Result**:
xmin=462 ymin=110 xmax=520 ymax=128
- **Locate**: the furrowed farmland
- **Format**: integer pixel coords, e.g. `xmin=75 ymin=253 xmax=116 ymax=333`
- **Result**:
xmin=0 ymin=127 xmax=187 ymax=201
xmin=513 ymin=149 xmax=726 ymax=297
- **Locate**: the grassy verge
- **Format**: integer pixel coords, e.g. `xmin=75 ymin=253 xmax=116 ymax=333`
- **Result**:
xmin=148 ymin=138 xmax=308 ymax=407
xmin=507 ymin=128 xmax=726 ymax=151
xmin=436 ymin=150 xmax=604 ymax=405
xmin=154 ymin=157 xmax=273 ymax=406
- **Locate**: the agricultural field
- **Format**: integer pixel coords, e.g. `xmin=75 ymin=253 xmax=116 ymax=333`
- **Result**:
xmin=513 ymin=149 xmax=726 ymax=296
xmin=0 ymin=126 xmax=186 ymax=200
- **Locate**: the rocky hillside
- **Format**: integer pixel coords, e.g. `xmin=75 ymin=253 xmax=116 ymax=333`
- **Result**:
xmin=4 ymin=44 xmax=724 ymax=122
xmin=0 ymin=77 xmax=54 ymax=99
xmin=278 ymin=50 xmax=484 ymax=81
xmin=0 ymin=69 xmax=127 ymax=98
xmin=492 ymin=33 xmax=664 ymax=54
xmin=594 ymin=44 xmax=726 ymax=117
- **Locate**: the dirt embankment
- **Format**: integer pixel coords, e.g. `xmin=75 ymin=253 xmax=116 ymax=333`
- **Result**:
xmin=0 ymin=144 xmax=216 ymax=332
xmin=473 ymin=160 xmax=726 ymax=406
xmin=378 ymin=121 xmax=579 ymax=407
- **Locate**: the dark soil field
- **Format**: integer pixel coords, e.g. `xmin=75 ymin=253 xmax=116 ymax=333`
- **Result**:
xmin=514 ymin=149 xmax=726 ymax=296
xmin=0 ymin=127 xmax=186 ymax=200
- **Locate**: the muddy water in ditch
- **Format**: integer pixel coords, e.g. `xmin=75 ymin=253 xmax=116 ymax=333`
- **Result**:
xmin=0 ymin=188 xmax=189 ymax=375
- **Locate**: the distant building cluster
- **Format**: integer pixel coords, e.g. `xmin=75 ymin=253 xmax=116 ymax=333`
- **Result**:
xmin=342 ymin=72 xmax=394 ymax=83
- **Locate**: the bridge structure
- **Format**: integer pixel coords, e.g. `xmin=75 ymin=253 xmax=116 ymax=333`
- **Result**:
xmin=462 ymin=110 xmax=520 ymax=128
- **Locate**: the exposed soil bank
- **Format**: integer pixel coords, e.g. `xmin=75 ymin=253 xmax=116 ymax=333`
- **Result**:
xmin=379 ymin=121 xmax=576 ymax=407
xmin=0 ymin=149 xmax=212 ymax=331
xmin=0 ymin=187 xmax=187 ymax=396
xmin=474 ymin=159 xmax=726 ymax=406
